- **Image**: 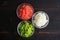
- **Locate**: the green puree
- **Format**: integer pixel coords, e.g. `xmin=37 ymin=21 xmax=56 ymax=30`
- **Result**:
xmin=19 ymin=21 xmax=34 ymax=37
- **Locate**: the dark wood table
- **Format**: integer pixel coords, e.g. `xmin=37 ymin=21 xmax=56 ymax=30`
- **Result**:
xmin=0 ymin=0 xmax=60 ymax=40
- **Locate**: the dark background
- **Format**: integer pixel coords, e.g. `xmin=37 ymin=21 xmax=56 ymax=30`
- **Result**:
xmin=0 ymin=0 xmax=60 ymax=40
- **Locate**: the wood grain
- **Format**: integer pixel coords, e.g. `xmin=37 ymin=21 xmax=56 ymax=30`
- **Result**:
xmin=0 ymin=0 xmax=60 ymax=40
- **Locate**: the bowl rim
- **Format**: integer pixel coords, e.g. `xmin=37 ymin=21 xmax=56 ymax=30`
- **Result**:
xmin=17 ymin=21 xmax=35 ymax=38
xmin=16 ymin=3 xmax=34 ymax=20
xmin=32 ymin=11 xmax=49 ymax=29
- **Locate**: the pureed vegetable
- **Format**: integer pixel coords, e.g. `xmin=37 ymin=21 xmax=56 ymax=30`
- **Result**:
xmin=17 ymin=3 xmax=34 ymax=20
xmin=17 ymin=21 xmax=34 ymax=37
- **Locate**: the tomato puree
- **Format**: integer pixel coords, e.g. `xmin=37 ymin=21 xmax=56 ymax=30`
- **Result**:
xmin=17 ymin=3 xmax=34 ymax=20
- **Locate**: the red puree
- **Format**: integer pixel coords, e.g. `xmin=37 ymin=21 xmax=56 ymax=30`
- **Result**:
xmin=17 ymin=3 xmax=34 ymax=20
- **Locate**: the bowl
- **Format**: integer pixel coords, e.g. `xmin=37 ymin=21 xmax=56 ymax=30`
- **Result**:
xmin=32 ymin=11 xmax=49 ymax=29
xmin=16 ymin=3 xmax=34 ymax=20
xmin=17 ymin=21 xmax=35 ymax=38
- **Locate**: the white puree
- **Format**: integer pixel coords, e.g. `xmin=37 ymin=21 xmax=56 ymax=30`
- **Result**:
xmin=34 ymin=12 xmax=48 ymax=28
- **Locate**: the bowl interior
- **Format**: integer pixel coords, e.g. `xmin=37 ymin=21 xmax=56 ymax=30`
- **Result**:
xmin=32 ymin=11 xmax=49 ymax=29
xmin=17 ymin=21 xmax=35 ymax=38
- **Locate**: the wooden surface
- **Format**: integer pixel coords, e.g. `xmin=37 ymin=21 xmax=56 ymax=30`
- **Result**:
xmin=0 ymin=0 xmax=60 ymax=40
